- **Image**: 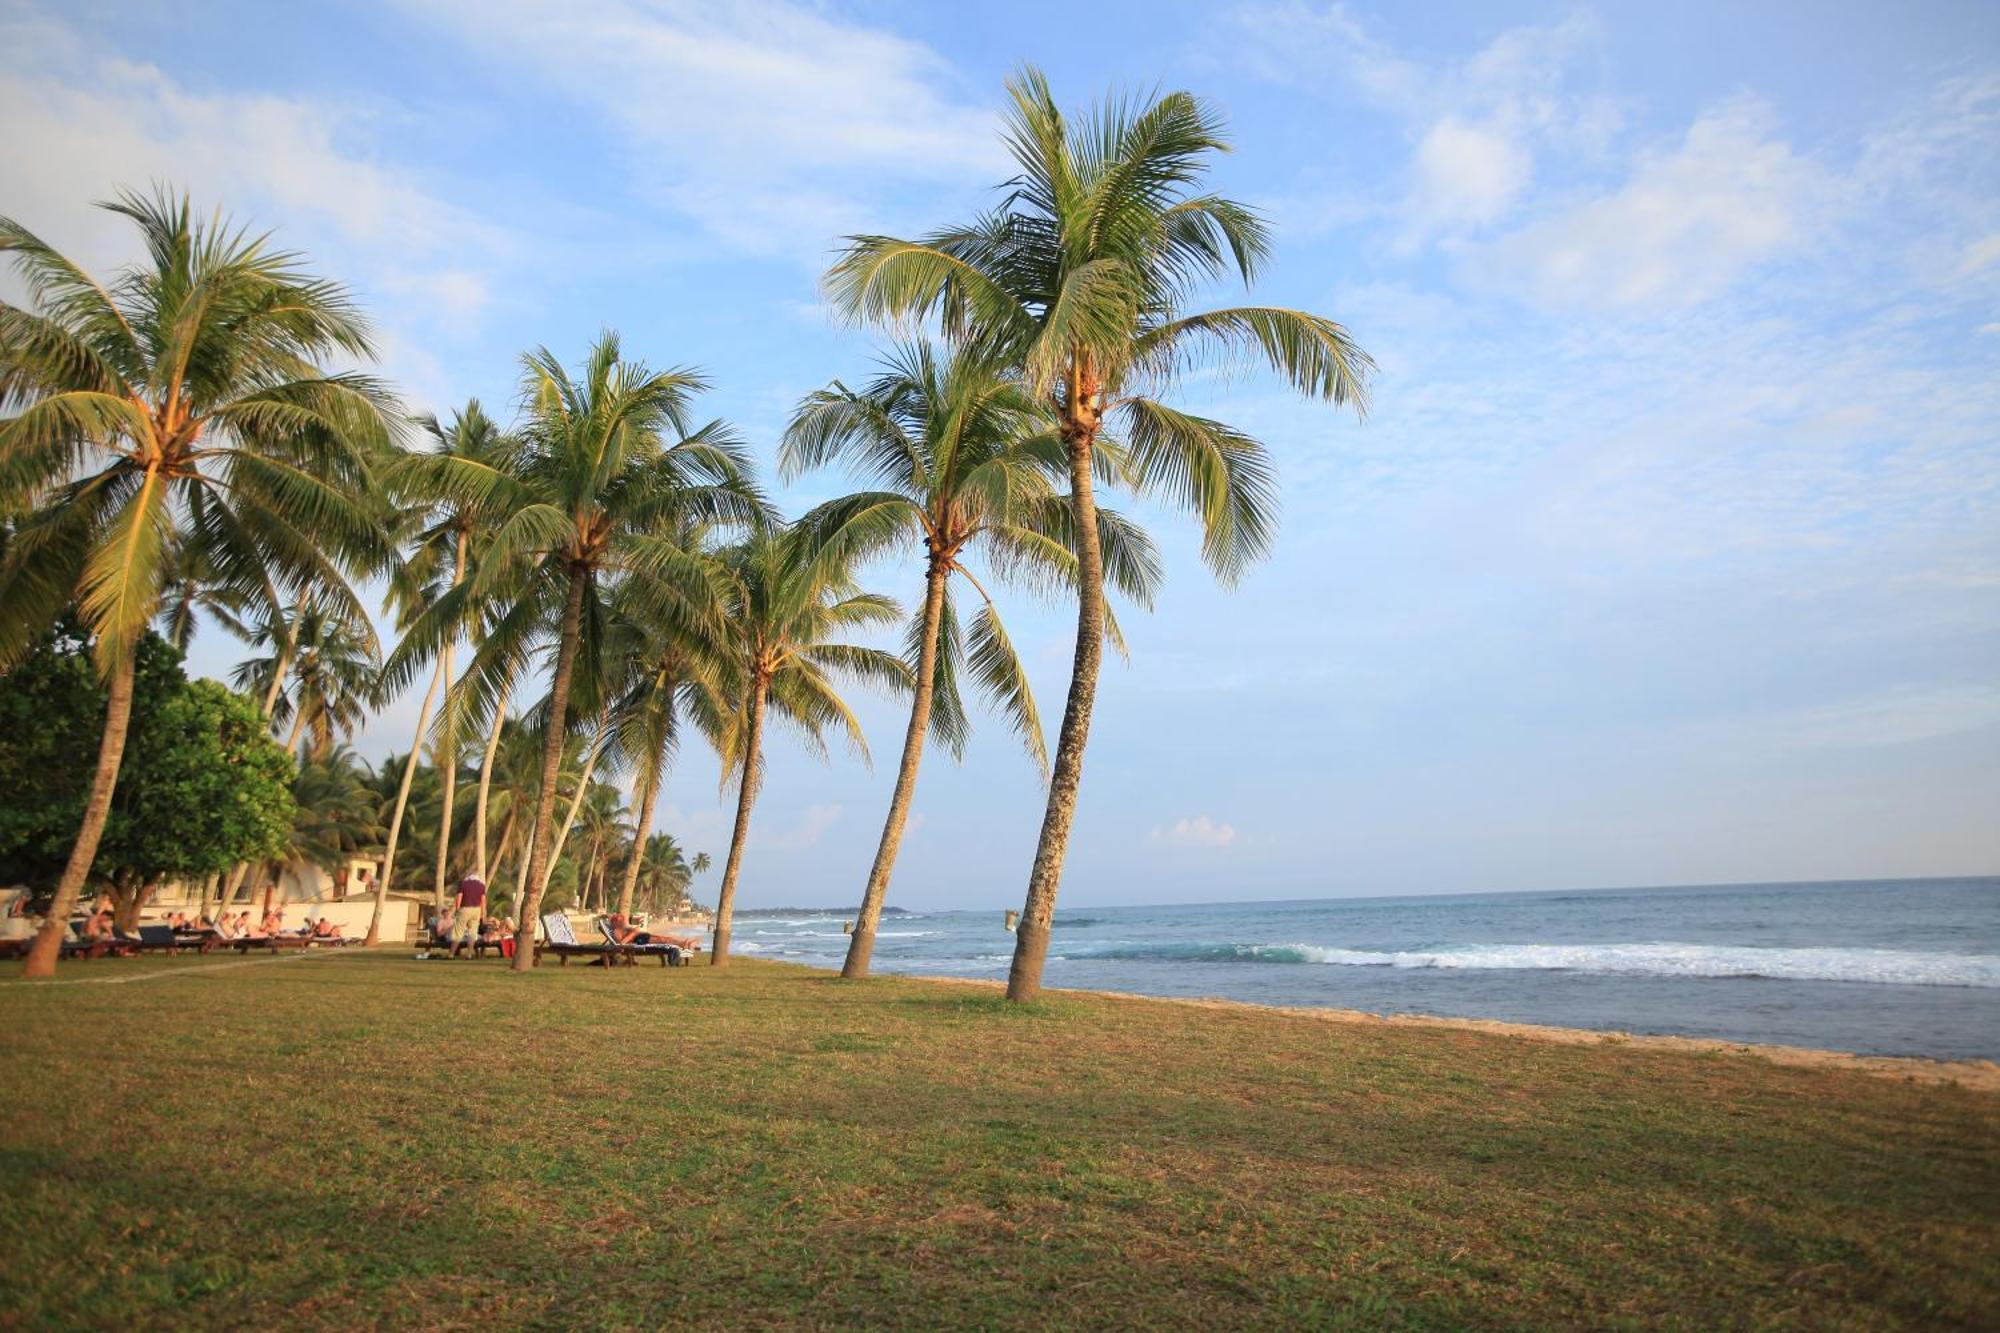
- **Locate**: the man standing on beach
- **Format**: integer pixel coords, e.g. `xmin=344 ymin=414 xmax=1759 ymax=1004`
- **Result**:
xmin=449 ymin=877 xmax=486 ymax=959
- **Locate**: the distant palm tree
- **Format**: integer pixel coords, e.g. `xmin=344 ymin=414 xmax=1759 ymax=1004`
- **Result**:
xmin=236 ymin=599 xmax=380 ymax=760
xmin=635 ymin=833 xmax=699 ymax=916
xmin=707 ymin=528 xmax=909 ymax=964
xmin=433 ymin=333 xmax=764 ymax=970
xmin=783 ymin=341 xmax=1161 ymax=977
xmin=825 ymin=70 xmax=1372 ymax=998
xmin=0 ymin=189 xmax=394 ymax=976
xmin=258 ymin=745 xmax=383 ymax=907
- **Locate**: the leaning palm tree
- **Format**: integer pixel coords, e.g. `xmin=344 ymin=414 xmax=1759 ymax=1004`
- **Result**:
xmin=825 ymin=70 xmax=1372 ymax=999
xmin=783 ymin=341 xmax=1161 ymax=978
xmin=424 ymin=332 xmax=764 ymax=971
xmin=707 ymin=528 xmax=909 ymax=964
xmin=0 ymin=189 xmax=394 ymax=977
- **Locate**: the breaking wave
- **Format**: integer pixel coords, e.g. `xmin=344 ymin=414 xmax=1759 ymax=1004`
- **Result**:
xmin=1053 ymin=941 xmax=2000 ymax=988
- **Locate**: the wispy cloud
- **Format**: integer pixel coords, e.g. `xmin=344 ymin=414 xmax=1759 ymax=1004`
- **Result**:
xmin=1469 ymin=97 xmax=1821 ymax=310
xmin=0 ymin=7 xmax=519 ymax=410
xmin=1150 ymin=816 xmax=1239 ymax=849
xmin=1225 ymin=4 xmax=1620 ymax=243
xmin=390 ymin=0 xmax=1003 ymax=253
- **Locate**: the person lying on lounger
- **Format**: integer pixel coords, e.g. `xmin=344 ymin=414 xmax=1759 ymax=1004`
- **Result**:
xmin=605 ymin=913 xmax=699 ymax=950
xmin=310 ymin=918 xmax=342 ymax=939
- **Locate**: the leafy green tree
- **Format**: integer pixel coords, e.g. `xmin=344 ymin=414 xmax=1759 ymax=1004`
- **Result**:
xmin=784 ymin=341 xmax=1161 ymax=977
xmin=0 ymin=621 xmax=184 ymax=891
xmin=707 ymin=528 xmax=909 ymax=964
xmin=0 ymin=189 xmax=394 ymax=976
xmin=825 ymin=70 xmax=1372 ymax=999
xmin=0 ymin=624 xmax=294 ymax=929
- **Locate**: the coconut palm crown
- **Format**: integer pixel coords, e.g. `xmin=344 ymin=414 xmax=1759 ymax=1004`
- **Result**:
xmin=824 ymin=68 xmax=1373 ymax=999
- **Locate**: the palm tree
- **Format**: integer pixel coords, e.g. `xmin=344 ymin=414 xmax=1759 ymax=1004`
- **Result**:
xmin=783 ymin=341 xmax=1159 ymax=977
xmin=0 ymin=189 xmax=394 ymax=977
xmin=603 ymin=546 xmax=733 ymax=918
xmin=259 ymin=745 xmax=383 ymax=907
xmin=379 ymin=401 xmax=519 ymax=917
xmin=430 ymin=332 xmax=763 ymax=971
xmin=825 ymin=70 xmax=1372 ymax=999
xmin=707 ymin=528 xmax=909 ymax=964
xmin=634 ymin=833 xmax=699 ymax=917
xmin=237 ymin=598 xmax=380 ymax=760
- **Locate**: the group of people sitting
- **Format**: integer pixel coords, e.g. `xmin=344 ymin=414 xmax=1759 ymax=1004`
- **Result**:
xmin=74 ymin=903 xmax=345 ymax=942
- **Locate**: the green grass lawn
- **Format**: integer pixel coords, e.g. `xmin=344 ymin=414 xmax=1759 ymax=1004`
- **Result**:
xmin=2 ymin=950 xmax=1995 ymax=1329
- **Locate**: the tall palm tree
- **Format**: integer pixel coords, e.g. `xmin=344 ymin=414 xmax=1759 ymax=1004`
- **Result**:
xmin=707 ymin=528 xmax=909 ymax=964
xmin=603 ymin=545 xmax=733 ymax=918
xmin=783 ymin=341 xmax=1161 ymax=978
xmin=429 ymin=332 xmax=763 ymax=971
xmin=380 ymin=400 xmax=519 ymax=916
xmin=825 ymin=70 xmax=1372 ymax=999
xmin=0 ymin=189 xmax=394 ymax=977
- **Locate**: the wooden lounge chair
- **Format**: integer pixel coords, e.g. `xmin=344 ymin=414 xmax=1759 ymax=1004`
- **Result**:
xmin=536 ymin=913 xmax=643 ymax=967
xmin=125 ymin=924 xmax=190 ymax=954
xmin=595 ymin=916 xmax=689 ymax=966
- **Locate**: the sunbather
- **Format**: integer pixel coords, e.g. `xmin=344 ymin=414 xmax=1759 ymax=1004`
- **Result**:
xmin=82 ymin=902 xmax=116 ymax=939
xmin=605 ymin=912 xmax=699 ymax=950
xmin=310 ymin=918 xmax=341 ymax=939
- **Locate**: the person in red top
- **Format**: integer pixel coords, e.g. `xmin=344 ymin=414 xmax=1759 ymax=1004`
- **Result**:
xmin=449 ymin=876 xmax=487 ymax=959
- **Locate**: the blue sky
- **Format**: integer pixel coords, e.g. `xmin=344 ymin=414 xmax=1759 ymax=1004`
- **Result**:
xmin=4 ymin=0 xmax=1996 ymax=908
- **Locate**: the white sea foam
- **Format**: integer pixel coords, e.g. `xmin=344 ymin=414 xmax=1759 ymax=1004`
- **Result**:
xmin=1060 ymin=941 xmax=2000 ymax=988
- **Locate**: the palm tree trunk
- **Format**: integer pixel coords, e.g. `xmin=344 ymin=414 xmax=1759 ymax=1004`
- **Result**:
xmin=1006 ymin=421 xmax=1106 ymax=1002
xmin=364 ymin=653 xmax=445 ymax=946
xmin=260 ymin=627 xmax=294 ymax=718
xmin=843 ymin=558 xmax=950 ymax=979
xmin=472 ymin=687 xmax=509 ymax=880
xmin=536 ymin=737 xmax=602 ymax=897
xmin=489 ymin=807 xmax=518 ymax=893
xmin=512 ymin=569 xmax=588 ymax=972
xmin=430 ymin=529 xmax=469 ymax=911
xmin=615 ymin=763 xmax=662 ymax=918
xmin=22 ymin=655 xmax=138 ymax=978
xmin=511 ymin=825 xmax=534 ymax=912
xmin=282 ymin=708 xmax=308 ymax=757
xmin=708 ymin=676 xmax=767 ymax=966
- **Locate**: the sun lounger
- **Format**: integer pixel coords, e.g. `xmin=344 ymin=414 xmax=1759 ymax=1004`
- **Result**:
xmin=536 ymin=913 xmax=645 ymax=967
xmin=595 ymin=916 xmax=688 ymax=966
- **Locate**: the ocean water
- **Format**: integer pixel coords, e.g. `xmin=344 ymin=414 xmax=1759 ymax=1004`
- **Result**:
xmin=730 ymin=877 xmax=2000 ymax=1059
